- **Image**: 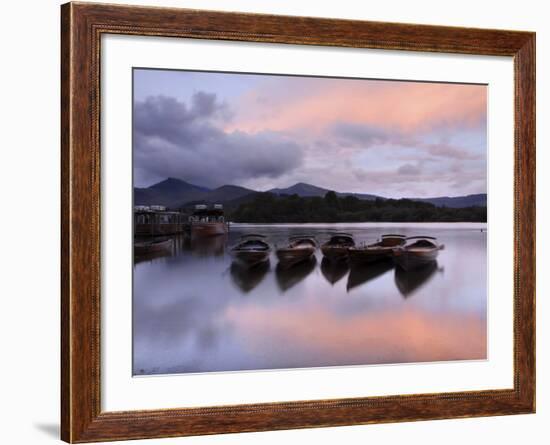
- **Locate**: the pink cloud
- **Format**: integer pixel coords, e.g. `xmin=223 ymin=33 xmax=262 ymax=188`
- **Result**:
xmin=227 ymin=78 xmax=486 ymax=136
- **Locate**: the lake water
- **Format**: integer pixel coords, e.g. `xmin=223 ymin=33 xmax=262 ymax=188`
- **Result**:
xmin=133 ymin=223 xmax=487 ymax=375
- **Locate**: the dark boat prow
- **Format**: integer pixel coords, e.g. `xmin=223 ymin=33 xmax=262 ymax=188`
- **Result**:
xmin=348 ymin=234 xmax=406 ymax=264
xmin=276 ymin=235 xmax=318 ymax=269
xmin=321 ymin=233 xmax=355 ymax=261
xmin=230 ymin=234 xmax=271 ymax=267
xmin=393 ymin=236 xmax=443 ymax=271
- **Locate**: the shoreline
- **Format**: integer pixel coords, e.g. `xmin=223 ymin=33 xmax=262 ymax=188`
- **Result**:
xmin=230 ymin=222 xmax=487 ymax=229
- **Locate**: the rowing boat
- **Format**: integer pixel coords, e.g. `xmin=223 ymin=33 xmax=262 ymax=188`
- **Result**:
xmin=276 ymin=235 xmax=318 ymax=268
xmin=393 ymin=236 xmax=444 ymax=271
xmin=134 ymin=238 xmax=173 ymax=256
xmin=321 ymin=233 xmax=355 ymax=261
xmin=230 ymin=234 xmax=271 ymax=267
xmin=348 ymin=234 xmax=406 ymax=263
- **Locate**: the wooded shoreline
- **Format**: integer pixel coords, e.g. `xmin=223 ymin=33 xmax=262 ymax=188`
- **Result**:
xmin=228 ymin=192 xmax=487 ymax=223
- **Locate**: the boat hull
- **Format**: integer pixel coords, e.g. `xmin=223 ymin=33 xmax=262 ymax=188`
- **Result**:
xmin=348 ymin=247 xmax=394 ymax=263
xmin=232 ymin=250 xmax=270 ymax=267
xmin=134 ymin=239 xmax=173 ymax=255
xmin=321 ymin=245 xmax=350 ymax=261
xmin=276 ymin=247 xmax=315 ymax=268
xmin=393 ymin=249 xmax=439 ymax=271
xmin=191 ymin=222 xmax=228 ymax=237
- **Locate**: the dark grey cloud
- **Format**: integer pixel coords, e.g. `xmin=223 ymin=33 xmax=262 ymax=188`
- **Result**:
xmin=134 ymin=93 xmax=303 ymax=187
xmin=397 ymin=163 xmax=421 ymax=176
xmin=328 ymin=122 xmax=482 ymax=162
xmin=423 ymin=142 xmax=483 ymax=160
xmin=331 ymin=122 xmax=391 ymax=148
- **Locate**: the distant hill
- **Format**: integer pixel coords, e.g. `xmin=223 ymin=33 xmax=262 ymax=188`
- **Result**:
xmin=134 ymin=177 xmax=486 ymax=210
xmin=269 ymin=182 xmax=380 ymax=201
xmin=411 ymin=194 xmax=487 ymax=208
xmin=269 ymin=182 xmax=330 ymax=197
xmin=338 ymin=191 xmax=380 ymax=201
xmin=134 ymin=178 xmax=256 ymax=208
xmin=134 ymin=177 xmax=209 ymax=207
xmin=197 ymin=185 xmax=255 ymax=204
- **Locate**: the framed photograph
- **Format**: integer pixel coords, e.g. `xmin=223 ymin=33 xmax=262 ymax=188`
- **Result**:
xmin=61 ymin=2 xmax=535 ymax=442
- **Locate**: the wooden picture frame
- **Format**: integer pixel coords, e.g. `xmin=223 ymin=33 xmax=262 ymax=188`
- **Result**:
xmin=61 ymin=2 xmax=535 ymax=442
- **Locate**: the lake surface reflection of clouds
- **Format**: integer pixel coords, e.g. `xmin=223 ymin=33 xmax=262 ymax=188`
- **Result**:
xmin=133 ymin=223 xmax=487 ymax=375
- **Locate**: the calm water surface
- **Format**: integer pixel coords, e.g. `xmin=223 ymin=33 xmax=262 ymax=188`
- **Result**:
xmin=133 ymin=223 xmax=487 ymax=375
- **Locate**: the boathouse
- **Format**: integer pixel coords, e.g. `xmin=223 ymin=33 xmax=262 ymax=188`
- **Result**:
xmin=134 ymin=205 xmax=187 ymax=236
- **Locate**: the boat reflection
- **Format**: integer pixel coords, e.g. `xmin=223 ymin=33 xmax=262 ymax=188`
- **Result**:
xmin=189 ymin=234 xmax=227 ymax=257
xmin=275 ymin=256 xmax=317 ymax=292
xmin=394 ymin=261 xmax=441 ymax=297
xmin=320 ymin=257 xmax=350 ymax=285
xmin=134 ymin=249 xmax=173 ymax=265
xmin=347 ymin=260 xmax=394 ymax=292
xmin=230 ymin=260 xmax=270 ymax=293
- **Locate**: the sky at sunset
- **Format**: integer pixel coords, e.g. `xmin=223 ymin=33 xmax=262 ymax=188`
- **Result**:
xmin=133 ymin=68 xmax=487 ymax=198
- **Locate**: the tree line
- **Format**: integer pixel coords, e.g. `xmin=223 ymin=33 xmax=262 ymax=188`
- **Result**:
xmin=229 ymin=191 xmax=487 ymax=223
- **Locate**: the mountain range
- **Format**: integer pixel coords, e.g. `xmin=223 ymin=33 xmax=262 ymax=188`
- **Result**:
xmin=134 ymin=177 xmax=486 ymax=209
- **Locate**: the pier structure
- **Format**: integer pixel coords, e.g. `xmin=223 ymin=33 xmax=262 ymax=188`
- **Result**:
xmin=134 ymin=205 xmax=189 ymax=236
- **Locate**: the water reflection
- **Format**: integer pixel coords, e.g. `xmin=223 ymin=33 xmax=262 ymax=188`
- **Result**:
xmin=189 ymin=234 xmax=227 ymax=257
xmin=347 ymin=260 xmax=394 ymax=292
xmin=276 ymin=256 xmax=317 ymax=292
xmin=134 ymin=249 xmax=173 ymax=265
xmin=394 ymin=261 xmax=441 ymax=298
xmin=320 ymin=258 xmax=350 ymax=285
xmin=230 ymin=260 xmax=270 ymax=293
xmin=133 ymin=223 xmax=487 ymax=375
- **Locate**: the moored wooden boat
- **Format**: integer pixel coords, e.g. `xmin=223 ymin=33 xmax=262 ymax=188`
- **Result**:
xmin=392 ymin=236 xmax=444 ymax=271
xmin=276 ymin=235 xmax=318 ymax=268
xmin=191 ymin=222 xmax=227 ymax=237
xmin=189 ymin=204 xmax=228 ymax=237
xmin=230 ymin=234 xmax=271 ymax=267
xmin=321 ymin=233 xmax=355 ymax=261
xmin=348 ymin=234 xmax=406 ymax=263
xmin=134 ymin=238 xmax=173 ymax=256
